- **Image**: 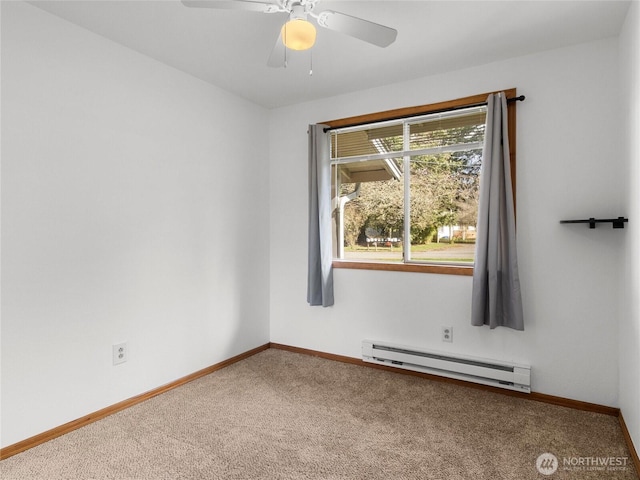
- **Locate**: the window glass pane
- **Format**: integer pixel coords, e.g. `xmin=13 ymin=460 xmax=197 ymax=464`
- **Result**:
xmin=409 ymin=108 xmax=485 ymax=152
xmin=408 ymin=149 xmax=481 ymax=265
xmin=333 ymin=160 xmax=404 ymax=262
xmin=331 ymin=122 xmax=403 ymax=160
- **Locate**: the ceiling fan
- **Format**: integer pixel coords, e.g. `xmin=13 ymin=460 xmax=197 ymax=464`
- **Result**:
xmin=181 ymin=0 xmax=398 ymax=68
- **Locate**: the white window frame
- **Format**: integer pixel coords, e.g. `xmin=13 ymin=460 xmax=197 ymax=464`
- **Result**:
xmin=331 ymin=106 xmax=486 ymax=266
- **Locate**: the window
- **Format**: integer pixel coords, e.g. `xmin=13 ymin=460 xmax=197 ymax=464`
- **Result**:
xmin=324 ymin=90 xmax=517 ymax=276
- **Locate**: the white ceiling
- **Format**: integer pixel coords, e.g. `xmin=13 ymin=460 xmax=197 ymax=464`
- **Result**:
xmin=29 ymin=0 xmax=631 ymax=109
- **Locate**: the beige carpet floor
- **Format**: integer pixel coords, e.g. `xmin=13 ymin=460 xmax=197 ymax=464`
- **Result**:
xmin=1 ymin=348 xmax=637 ymax=479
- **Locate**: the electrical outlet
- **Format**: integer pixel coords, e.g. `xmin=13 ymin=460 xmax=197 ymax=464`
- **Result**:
xmin=442 ymin=326 xmax=453 ymax=343
xmin=112 ymin=342 xmax=128 ymax=365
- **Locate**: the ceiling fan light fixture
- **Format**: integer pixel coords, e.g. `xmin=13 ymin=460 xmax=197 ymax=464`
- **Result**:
xmin=281 ymin=18 xmax=316 ymax=51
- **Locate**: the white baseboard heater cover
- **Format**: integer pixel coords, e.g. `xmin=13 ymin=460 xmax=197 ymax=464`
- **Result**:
xmin=362 ymin=340 xmax=531 ymax=393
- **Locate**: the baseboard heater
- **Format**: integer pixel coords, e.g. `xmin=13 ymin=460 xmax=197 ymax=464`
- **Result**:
xmin=362 ymin=340 xmax=531 ymax=393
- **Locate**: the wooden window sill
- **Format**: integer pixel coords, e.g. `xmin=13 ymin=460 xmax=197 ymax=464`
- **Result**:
xmin=332 ymin=261 xmax=473 ymax=276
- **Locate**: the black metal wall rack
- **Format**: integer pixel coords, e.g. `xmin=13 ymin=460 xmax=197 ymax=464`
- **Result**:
xmin=560 ymin=217 xmax=629 ymax=229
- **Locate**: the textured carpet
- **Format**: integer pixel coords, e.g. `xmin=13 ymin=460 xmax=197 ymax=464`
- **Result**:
xmin=1 ymin=348 xmax=637 ymax=479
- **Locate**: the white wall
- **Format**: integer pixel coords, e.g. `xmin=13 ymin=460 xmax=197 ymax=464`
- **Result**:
xmin=0 ymin=2 xmax=270 ymax=448
xmin=269 ymin=37 xmax=624 ymax=407
xmin=619 ymin=0 xmax=640 ymax=457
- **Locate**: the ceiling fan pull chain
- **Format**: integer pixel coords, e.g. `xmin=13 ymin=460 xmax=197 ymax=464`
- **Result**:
xmin=309 ymin=49 xmax=313 ymax=76
xmin=283 ymin=25 xmax=288 ymax=68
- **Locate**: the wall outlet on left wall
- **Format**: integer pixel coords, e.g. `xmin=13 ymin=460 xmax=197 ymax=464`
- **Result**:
xmin=112 ymin=342 xmax=128 ymax=365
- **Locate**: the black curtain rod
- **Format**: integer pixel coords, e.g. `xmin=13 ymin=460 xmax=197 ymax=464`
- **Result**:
xmin=508 ymin=95 xmax=526 ymax=103
xmin=323 ymin=95 xmax=526 ymax=132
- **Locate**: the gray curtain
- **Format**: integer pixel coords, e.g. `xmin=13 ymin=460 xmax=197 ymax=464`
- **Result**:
xmin=471 ymin=93 xmax=524 ymax=330
xmin=307 ymin=124 xmax=334 ymax=307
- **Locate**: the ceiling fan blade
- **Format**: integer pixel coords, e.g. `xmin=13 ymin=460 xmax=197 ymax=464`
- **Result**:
xmin=181 ymin=0 xmax=280 ymax=13
xmin=316 ymin=10 xmax=397 ymax=47
xmin=267 ymin=32 xmax=286 ymax=68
